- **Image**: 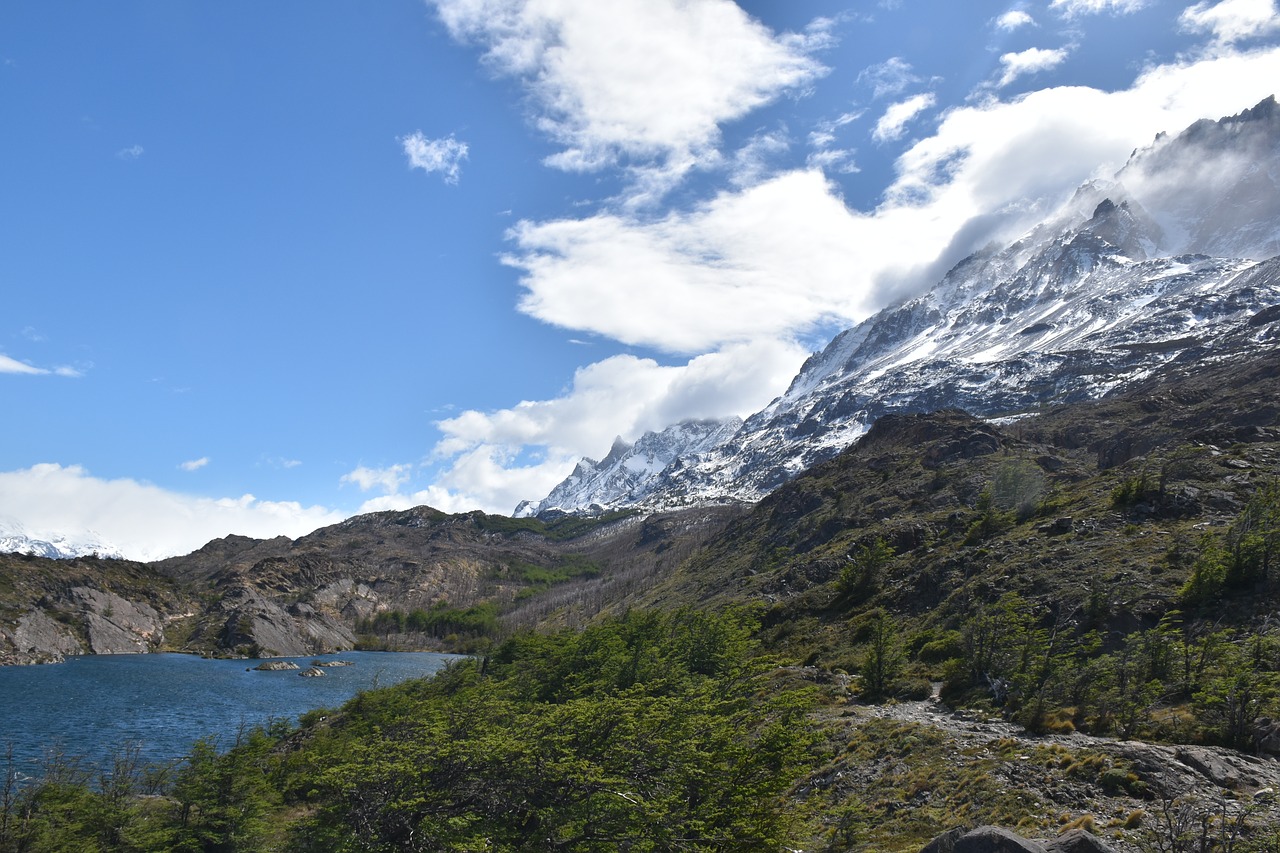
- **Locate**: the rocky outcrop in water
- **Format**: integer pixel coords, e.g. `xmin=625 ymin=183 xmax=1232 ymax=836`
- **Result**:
xmin=253 ymin=660 xmax=300 ymax=671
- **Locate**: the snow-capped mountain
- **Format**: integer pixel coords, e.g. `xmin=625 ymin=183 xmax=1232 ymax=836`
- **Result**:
xmin=515 ymin=417 xmax=742 ymax=517
xmin=0 ymin=520 xmax=126 ymax=560
xmin=522 ymin=96 xmax=1280 ymax=516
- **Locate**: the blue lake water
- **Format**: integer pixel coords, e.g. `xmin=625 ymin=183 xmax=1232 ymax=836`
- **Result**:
xmin=0 ymin=651 xmax=462 ymax=773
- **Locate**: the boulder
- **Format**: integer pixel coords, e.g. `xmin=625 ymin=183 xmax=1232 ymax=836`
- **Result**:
xmin=954 ymin=826 xmax=1046 ymax=853
xmin=1044 ymin=829 xmax=1117 ymax=853
xmin=1253 ymin=717 xmax=1280 ymax=755
xmin=1175 ymin=746 xmax=1256 ymax=790
xmin=298 ymin=666 xmax=326 ymax=677
xmin=920 ymin=827 xmax=967 ymax=853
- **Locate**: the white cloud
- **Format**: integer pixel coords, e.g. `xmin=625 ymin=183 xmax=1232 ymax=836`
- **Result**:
xmin=0 ymin=354 xmax=46 ymax=375
xmin=807 ymin=147 xmax=861 ymax=174
xmin=492 ymin=45 xmax=1280 ymax=360
xmin=179 ymin=457 xmax=210 ymax=472
xmin=0 ymin=464 xmax=344 ymax=561
xmin=430 ymin=0 xmax=826 ymax=191
xmin=503 ymin=171 xmax=883 ymax=353
xmin=0 ymin=354 xmax=80 ymax=377
xmin=401 ymin=132 xmax=469 ymax=183
xmin=873 ymin=93 xmax=937 ymax=142
xmin=807 ymin=111 xmax=862 ymax=174
xmin=427 ymin=42 xmax=1280 ymax=514
xmin=341 ymin=464 xmax=413 ymax=494
xmin=436 ymin=342 xmax=805 ymax=458
xmin=426 ymin=339 xmax=808 ymax=512
xmin=1050 ymin=0 xmax=1146 ymax=16
xmin=857 ymin=57 xmax=920 ymax=100
xmin=116 ymin=144 xmax=144 ymax=160
xmin=376 ymin=446 xmax=574 ymax=517
xmin=730 ymin=129 xmax=792 ymax=187
xmin=1180 ymin=0 xmax=1280 ymax=44
xmin=995 ymin=10 xmax=1037 ymax=30
xmin=809 ymin=111 xmax=863 ymax=149
xmin=996 ymin=46 xmax=1072 ymax=87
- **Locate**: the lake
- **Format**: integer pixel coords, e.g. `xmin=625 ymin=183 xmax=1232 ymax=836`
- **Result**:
xmin=0 ymin=651 xmax=462 ymax=775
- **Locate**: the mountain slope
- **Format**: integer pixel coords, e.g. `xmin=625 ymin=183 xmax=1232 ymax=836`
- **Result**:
xmin=524 ymin=96 xmax=1280 ymax=516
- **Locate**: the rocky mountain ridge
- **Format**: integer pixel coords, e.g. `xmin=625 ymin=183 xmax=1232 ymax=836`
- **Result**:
xmin=522 ymin=95 xmax=1280 ymax=517
xmin=0 ymin=503 xmax=737 ymax=664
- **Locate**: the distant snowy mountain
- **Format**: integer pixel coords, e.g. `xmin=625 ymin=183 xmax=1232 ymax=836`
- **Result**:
xmin=515 ymin=417 xmax=742 ymax=517
xmin=0 ymin=520 xmax=126 ymax=560
xmin=521 ymin=96 xmax=1280 ymax=516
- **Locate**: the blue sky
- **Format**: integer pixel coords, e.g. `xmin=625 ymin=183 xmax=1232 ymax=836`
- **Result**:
xmin=3 ymin=0 xmax=1279 ymax=559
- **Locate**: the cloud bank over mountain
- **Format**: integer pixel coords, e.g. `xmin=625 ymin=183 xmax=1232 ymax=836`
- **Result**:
xmin=5 ymin=0 xmax=1280 ymax=559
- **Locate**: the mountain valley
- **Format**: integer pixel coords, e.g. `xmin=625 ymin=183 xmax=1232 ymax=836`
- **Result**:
xmin=3 ymin=98 xmax=1280 ymax=852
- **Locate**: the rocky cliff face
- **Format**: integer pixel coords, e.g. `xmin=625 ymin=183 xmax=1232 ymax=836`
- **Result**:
xmin=521 ymin=96 xmax=1280 ymax=517
xmin=202 ymin=585 xmax=357 ymax=658
xmin=0 ymin=557 xmax=185 ymax=665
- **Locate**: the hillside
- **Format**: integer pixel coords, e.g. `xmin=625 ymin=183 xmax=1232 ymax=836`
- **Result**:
xmin=631 ymin=347 xmax=1280 ymax=655
xmin=1 ymin=504 xmax=740 ymax=663
xmin=4 ymin=349 xmax=1280 ymax=850
xmin=0 ymin=553 xmax=195 ymax=665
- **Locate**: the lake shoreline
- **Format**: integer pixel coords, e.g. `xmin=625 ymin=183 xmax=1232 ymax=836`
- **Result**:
xmin=0 ymin=650 xmax=464 ymax=770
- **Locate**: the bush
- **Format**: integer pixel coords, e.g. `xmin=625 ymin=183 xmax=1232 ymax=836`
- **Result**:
xmin=891 ymin=677 xmax=935 ymax=701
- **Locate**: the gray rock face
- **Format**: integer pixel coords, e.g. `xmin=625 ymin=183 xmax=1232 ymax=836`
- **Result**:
xmin=311 ymin=579 xmax=382 ymax=622
xmin=1174 ymin=745 xmax=1259 ymax=790
xmin=1254 ymin=717 xmax=1280 ymax=755
xmin=920 ymin=827 xmax=967 ymax=853
xmin=953 ymin=826 xmax=1047 ymax=853
xmin=1 ymin=586 xmax=174 ymax=664
xmin=63 ymin=587 xmax=165 ymax=655
xmin=1043 ymin=829 xmax=1117 ymax=853
xmin=9 ymin=609 xmax=83 ymax=663
xmin=217 ymin=586 xmax=356 ymax=657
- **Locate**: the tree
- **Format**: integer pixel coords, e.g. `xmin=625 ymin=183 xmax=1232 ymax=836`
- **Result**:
xmin=837 ymin=537 xmax=895 ymax=603
xmin=859 ymin=609 xmax=903 ymax=698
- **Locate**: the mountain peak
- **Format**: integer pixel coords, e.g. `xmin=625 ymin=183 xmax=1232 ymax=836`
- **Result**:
xmin=518 ymin=98 xmax=1280 ymax=518
xmin=515 ymin=417 xmax=743 ymax=517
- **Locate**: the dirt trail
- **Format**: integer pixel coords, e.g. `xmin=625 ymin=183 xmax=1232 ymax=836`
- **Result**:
xmin=802 ymin=673 xmax=1280 ymax=852
xmin=862 ymin=684 xmax=1280 ymax=798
